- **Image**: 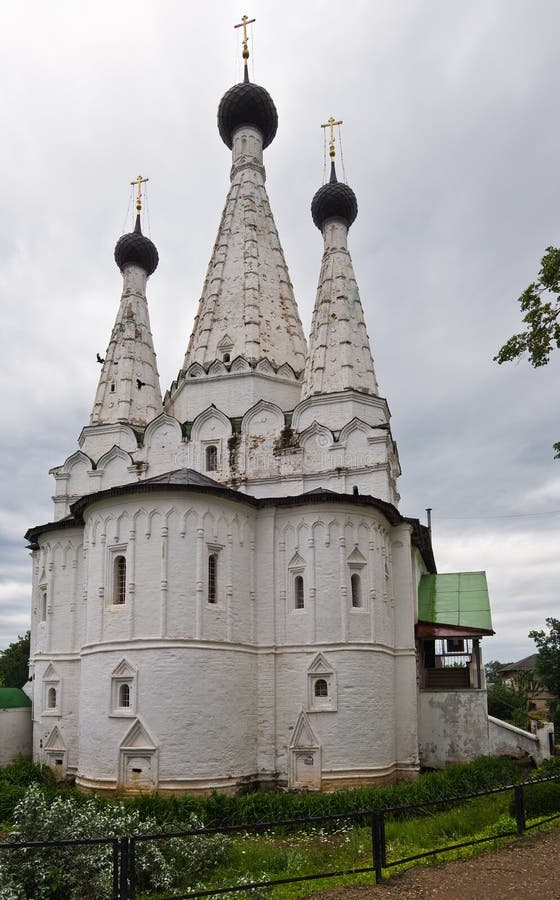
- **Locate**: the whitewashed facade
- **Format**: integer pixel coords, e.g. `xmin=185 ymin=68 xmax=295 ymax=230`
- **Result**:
xmin=26 ymin=60 xmax=534 ymax=795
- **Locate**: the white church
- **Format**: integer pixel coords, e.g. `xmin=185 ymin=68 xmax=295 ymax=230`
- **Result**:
xmin=24 ymin=37 xmax=551 ymax=793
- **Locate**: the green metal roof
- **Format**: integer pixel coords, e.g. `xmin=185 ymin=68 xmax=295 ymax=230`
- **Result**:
xmin=418 ymin=572 xmax=493 ymax=632
xmin=0 ymin=687 xmax=32 ymax=709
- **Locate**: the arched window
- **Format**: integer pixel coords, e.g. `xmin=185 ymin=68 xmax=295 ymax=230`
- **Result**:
xmin=208 ymin=553 xmax=218 ymax=604
xmin=119 ymin=683 xmax=130 ymax=708
xmin=295 ymin=575 xmax=305 ymax=609
xmin=223 ymin=352 xmax=231 ymax=363
xmin=47 ymin=687 xmax=57 ymax=709
xmin=351 ymin=573 xmax=362 ymax=608
xmin=314 ymin=679 xmax=328 ymax=698
xmin=114 ymin=555 xmax=126 ymax=605
xmin=206 ymin=445 xmax=218 ymax=471
xmin=41 ymin=591 xmax=47 ymax=621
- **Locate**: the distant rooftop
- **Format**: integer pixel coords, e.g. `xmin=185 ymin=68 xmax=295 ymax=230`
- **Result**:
xmin=500 ymin=654 xmax=539 ymax=674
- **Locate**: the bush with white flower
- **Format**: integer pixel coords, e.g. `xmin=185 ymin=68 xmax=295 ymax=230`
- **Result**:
xmin=0 ymin=784 xmax=232 ymax=899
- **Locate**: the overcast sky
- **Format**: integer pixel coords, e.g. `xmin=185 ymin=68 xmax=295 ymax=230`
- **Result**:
xmin=1 ymin=0 xmax=558 ymax=663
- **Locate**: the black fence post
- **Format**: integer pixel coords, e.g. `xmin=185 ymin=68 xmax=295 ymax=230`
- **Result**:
xmin=371 ymin=813 xmax=384 ymax=883
xmin=380 ymin=810 xmax=387 ymax=868
xmin=514 ymin=785 xmax=526 ymax=835
xmin=112 ymin=839 xmax=120 ymax=900
xmin=119 ymin=836 xmax=129 ymax=900
xmin=128 ymin=838 xmax=136 ymax=900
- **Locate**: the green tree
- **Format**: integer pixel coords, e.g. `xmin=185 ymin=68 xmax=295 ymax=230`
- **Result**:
xmin=484 ymin=659 xmax=509 ymax=684
xmin=494 ymin=245 xmax=560 ymax=457
xmin=530 ymin=617 xmax=560 ymax=698
xmin=0 ymin=631 xmax=30 ymax=688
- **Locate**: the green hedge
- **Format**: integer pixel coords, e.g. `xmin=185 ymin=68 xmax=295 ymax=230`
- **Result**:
xmin=3 ymin=755 xmax=555 ymax=829
xmin=120 ymin=756 xmax=524 ymax=827
xmin=516 ymin=781 xmax=560 ymax=819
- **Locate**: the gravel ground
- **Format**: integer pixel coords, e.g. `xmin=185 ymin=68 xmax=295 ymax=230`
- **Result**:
xmin=307 ymin=825 xmax=560 ymax=899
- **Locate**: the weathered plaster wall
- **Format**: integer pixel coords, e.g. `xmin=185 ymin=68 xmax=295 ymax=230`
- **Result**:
xmin=0 ymin=708 xmax=32 ymax=764
xmin=488 ymin=716 xmax=552 ymax=765
xmin=418 ymin=689 xmax=490 ymax=767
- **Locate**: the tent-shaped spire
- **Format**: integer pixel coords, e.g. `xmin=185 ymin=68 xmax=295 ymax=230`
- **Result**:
xmin=301 ymin=159 xmax=378 ymax=399
xmin=182 ymin=65 xmax=307 ymax=374
xmin=90 ymin=210 xmax=163 ymax=427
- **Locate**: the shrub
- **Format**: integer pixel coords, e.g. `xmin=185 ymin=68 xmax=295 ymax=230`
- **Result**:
xmin=0 ymin=784 xmax=232 ymax=899
xmin=517 ymin=781 xmax=560 ymax=819
xmin=0 ymin=759 xmax=57 ymax=789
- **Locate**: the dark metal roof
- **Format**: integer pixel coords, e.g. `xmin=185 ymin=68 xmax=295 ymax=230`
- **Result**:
xmin=24 ymin=471 xmax=436 ymax=572
xmin=311 ymin=161 xmax=358 ymax=231
xmin=114 ymin=214 xmax=159 ymax=276
xmin=217 ymin=75 xmax=278 ymax=150
xmin=500 ymin=654 xmax=539 ymax=674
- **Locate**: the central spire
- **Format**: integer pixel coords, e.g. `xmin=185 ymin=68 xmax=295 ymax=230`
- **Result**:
xmin=181 ymin=20 xmax=306 ymax=374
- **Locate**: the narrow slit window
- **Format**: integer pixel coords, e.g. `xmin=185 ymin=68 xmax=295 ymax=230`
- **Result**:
xmin=314 ymin=679 xmax=328 ymax=698
xmin=351 ymin=573 xmax=362 ymax=608
xmin=206 ymin=445 xmax=218 ymax=471
xmin=119 ymin=683 xmax=130 ymax=708
xmin=114 ymin=555 xmax=126 ymax=605
xmin=41 ymin=591 xmax=47 ymax=621
xmin=47 ymin=687 xmax=57 ymax=709
xmin=208 ymin=553 xmax=218 ymax=604
xmin=295 ymin=575 xmax=305 ymax=609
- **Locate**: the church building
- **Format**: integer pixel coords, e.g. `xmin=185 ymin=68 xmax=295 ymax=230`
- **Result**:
xmin=25 ymin=30 xmax=545 ymax=793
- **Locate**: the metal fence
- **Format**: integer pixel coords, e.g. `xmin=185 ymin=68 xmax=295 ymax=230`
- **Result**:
xmin=1 ymin=773 xmax=559 ymax=900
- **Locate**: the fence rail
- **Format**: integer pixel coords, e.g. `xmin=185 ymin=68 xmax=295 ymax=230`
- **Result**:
xmin=1 ymin=773 xmax=559 ymax=899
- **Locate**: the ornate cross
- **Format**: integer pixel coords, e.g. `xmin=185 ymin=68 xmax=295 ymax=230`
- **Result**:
xmin=130 ymin=174 xmax=149 ymax=213
xmin=321 ymin=117 xmax=343 ymax=160
xmin=235 ymin=14 xmax=255 ymax=61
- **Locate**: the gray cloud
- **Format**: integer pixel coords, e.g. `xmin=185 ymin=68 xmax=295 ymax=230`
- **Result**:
xmin=1 ymin=0 xmax=558 ymax=663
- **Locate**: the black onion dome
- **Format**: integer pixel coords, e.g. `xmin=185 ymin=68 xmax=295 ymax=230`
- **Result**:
xmin=311 ymin=162 xmax=358 ymax=231
xmin=217 ymin=66 xmax=278 ymax=149
xmin=114 ymin=215 xmax=159 ymax=276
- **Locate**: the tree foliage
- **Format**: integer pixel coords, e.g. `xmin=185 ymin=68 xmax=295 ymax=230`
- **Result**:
xmin=484 ymin=659 xmax=509 ymax=684
xmin=0 ymin=631 xmax=30 ymax=688
xmin=494 ymin=245 xmax=560 ymax=457
xmin=486 ymin=672 xmax=536 ymax=730
xmin=530 ymin=617 xmax=560 ymax=698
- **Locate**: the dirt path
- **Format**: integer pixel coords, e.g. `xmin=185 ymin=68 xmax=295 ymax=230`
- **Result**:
xmin=308 ymin=825 xmax=560 ymax=899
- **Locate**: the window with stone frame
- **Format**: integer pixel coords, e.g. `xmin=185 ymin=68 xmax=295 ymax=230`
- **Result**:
xmin=108 ymin=546 xmax=128 ymax=606
xmin=110 ymin=660 xmax=136 ymax=716
xmin=350 ymin=572 xmax=362 ymax=607
xmin=294 ymin=574 xmax=305 ymax=609
xmin=347 ymin=546 xmax=367 ymax=611
xmin=205 ymin=445 xmax=218 ymax=472
xmin=208 ymin=552 xmax=218 ymax=603
xmin=40 ymin=587 xmax=47 ymax=622
xmin=307 ymin=653 xmax=337 ymax=712
xmin=42 ymin=665 xmax=60 ymax=715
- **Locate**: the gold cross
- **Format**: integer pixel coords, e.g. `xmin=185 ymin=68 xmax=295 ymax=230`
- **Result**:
xmin=234 ymin=14 xmax=255 ymax=61
xmin=321 ymin=117 xmax=343 ymax=160
xmin=130 ymin=174 xmax=149 ymax=213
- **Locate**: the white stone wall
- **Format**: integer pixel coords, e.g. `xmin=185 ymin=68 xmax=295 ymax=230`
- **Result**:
xmin=418 ymin=689 xmax=490 ymax=767
xmin=488 ymin=716 xmax=552 ymax=765
xmin=30 ymin=487 xmax=426 ymax=791
xmin=0 ymin=708 xmax=32 ymax=765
